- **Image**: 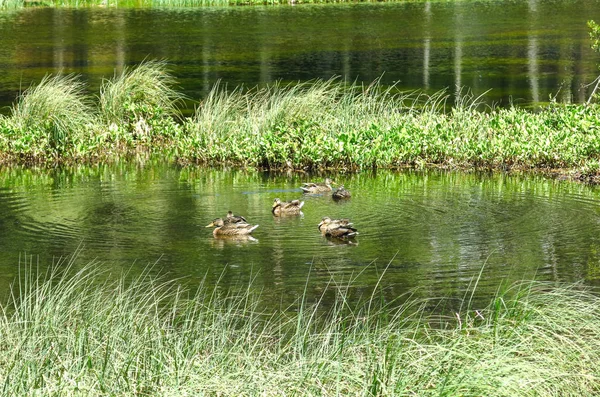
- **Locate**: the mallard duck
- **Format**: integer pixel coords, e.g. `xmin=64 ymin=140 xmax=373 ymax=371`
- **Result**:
xmin=317 ymin=217 xmax=358 ymax=239
xmin=332 ymin=185 xmax=351 ymax=200
xmin=301 ymin=178 xmax=335 ymax=194
xmin=206 ymin=218 xmax=259 ymax=236
xmin=226 ymin=210 xmax=248 ymax=224
xmin=272 ymin=198 xmax=304 ymax=216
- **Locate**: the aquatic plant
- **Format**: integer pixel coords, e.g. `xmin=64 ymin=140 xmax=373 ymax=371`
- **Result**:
xmin=0 ymin=0 xmax=23 ymax=8
xmin=2 ymin=258 xmax=600 ymax=395
xmin=98 ymin=60 xmax=184 ymax=143
xmin=2 ymin=74 xmax=95 ymax=158
xmin=0 ymin=0 xmax=394 ymax=8
xmin=180 ymin=78 xmax=600 ymax=173
xmin=1 ymin=62 xmax=600 ymax=177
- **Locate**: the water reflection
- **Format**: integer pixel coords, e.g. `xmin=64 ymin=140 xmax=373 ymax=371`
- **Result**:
xmin=209 ymin=235 xmax=259 ymax=249
xmin=1 ymin=0 xmax=600 ymax=112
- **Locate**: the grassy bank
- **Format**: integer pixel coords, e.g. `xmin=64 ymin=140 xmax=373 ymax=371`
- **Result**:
xmin=0 ymin=0 xmax=397 ymax=9
xmin=2 ymin=61 xmax=600 ymax=178
xmin=2 ymin=259 xmax=600 ymax=395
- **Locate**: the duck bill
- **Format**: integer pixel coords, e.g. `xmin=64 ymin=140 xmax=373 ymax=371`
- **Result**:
xmin=205 ymin=222 xmax=215 ymax=228
xmin=317 ymin=221 xmax=324 ymax=229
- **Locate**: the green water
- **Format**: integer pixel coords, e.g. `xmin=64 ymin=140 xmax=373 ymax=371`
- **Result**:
xmin=1 ymin=162 xmax=600 ymax=307
xmin=1 ymin=0 xmax=600 ymax=113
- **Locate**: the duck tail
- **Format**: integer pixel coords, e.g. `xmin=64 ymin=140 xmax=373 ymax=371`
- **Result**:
xmin=249 ymin=225 xmax=260 ymax=233
xmin=298 ymin=201 xmax=305 ymax=209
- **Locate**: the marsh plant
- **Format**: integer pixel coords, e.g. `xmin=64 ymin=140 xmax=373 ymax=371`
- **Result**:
xmin=181 ymin=79 xmax=600 ymax=172
xmin=98 ymin=60 xmax=184 ymax=143
xmin=1 ymin=74 xmax=95 ymax=158
xmin=1 ymin=61 xmax=600 ymax=174
xmin=0 ymin=0 xmax=390 ymax=9
xmin=2 ymin=258 xmax=600 ymax=395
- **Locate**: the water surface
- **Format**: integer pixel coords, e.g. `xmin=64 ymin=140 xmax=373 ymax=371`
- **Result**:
xmin=1 ymin=0 xmax=600 ymax=113
xmin=1 ymin=163 xmax=600 ymax=308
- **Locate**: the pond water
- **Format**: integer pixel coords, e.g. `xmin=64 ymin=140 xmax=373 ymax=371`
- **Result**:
xmin=1 ymin=0 xmax=600 ymax=113
xmin=1 ymin=162 xmax=599 ymax=308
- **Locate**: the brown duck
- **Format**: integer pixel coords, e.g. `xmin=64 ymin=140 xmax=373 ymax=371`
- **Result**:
xmin=332 ymin=185 xmax=351 ymax=200
xmin=317 ymin=217 xmax=358 ymax=239
xmin=272 ymin=198 xmax=305 ymax=216
xmin=301 ymin=178 xmax=335 ymax=194
xmin=225 ymin=210 xmax=247 ymax=224
xmin=206 ymin=218 xmax=259 ymax=236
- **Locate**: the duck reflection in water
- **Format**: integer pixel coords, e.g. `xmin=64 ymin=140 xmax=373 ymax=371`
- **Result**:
xmin=325 ymin=236 xmax=358 ymax=246
xmin=209 ymin=235 xmax=258 ymax=249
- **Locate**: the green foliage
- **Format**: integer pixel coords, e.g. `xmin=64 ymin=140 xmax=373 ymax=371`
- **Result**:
xmin=589 ymin=20 xmax=600 ymax=53
xmin=1 ymin=65 xmax=600 ymax=173
xmin=1 ymin=0 xmax=394 ymax=8
xmin=98 ymin=60 xmax=183 ymax=142
xmin=5 ymin=74 xmax=95 ymax=159
xmin=180 ymin=79 xmax=600 ymax=172
xmin=2 ymin=260 xmax=600 ymax=395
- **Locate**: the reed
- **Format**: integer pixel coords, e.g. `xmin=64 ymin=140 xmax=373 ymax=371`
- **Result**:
xmin=0 ymin=0 xmax=394 ymax=8
xmin=0 ymin=0 xmax=23 ymax=8
xmin=1 ymin=257 xmax=600 ymax=395
xmin=181 ymin=78 xmax=600 ymax=173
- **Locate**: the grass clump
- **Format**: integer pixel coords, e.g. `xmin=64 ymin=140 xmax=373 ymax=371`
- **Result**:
xmin=2 ymin=258 xmax=600 ymax=395
xmin=0 ymin=0 xmax=393 ymax=9
xmin=0 ymin=74 xmax=95 ymax=160
xmin=98 ymin=60 xmax=183 ymax=144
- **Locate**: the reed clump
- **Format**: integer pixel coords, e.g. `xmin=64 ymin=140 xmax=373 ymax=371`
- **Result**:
xmin=98 ymin=60 xmax=184 ymax=144
xmin=0 ymin=0 xmax=392 ymax=9
xmin=1 ymin=259 xmax=600 ymax=395
xmin=0 ymin=74 xmax=95 ymax=159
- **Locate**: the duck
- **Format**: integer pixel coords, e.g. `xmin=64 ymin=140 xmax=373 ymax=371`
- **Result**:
xmin=206 ymin=218 xmax=259 ymax=236
xmin=317 ymin=216 xmax=358 ymax=239
xmin=225 ymin=210 xmax=248 ymax=224
xmin=272 ymin=198 xmax=305 ymax=216
xmin=332 ymin=185 xmax=351 ymax=200
xmin=300 ymin=178 xmax=335 ymax=194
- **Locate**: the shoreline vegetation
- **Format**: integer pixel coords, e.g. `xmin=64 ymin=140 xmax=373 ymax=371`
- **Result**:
xmin=1 ymin=61 xmax=600 ymax=182
xmin=3 ymin=0 xmax=408 ymax=9
xmin=3 ymin=260 xmax=600 ymax=395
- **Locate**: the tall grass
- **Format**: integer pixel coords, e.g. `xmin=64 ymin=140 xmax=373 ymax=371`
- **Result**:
xmin=1 ymin=62 xmax=600 ymax=175
xmin=0 ymin=0 xmax=23 ymax=9
xmin=2 ymin=257 xmax=600 ymax=395
xmin=181 ymin=78 xmax=600 ymax=172
xmin=2 ymin=74 xmax=94 ymax=158
xmin=98 ymin=60 xmax=183 ymax=143
xmin=185 ymin=78 xmax=418 ymax=168
xmin=0 ymin=0 xmax=394 ymax=8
